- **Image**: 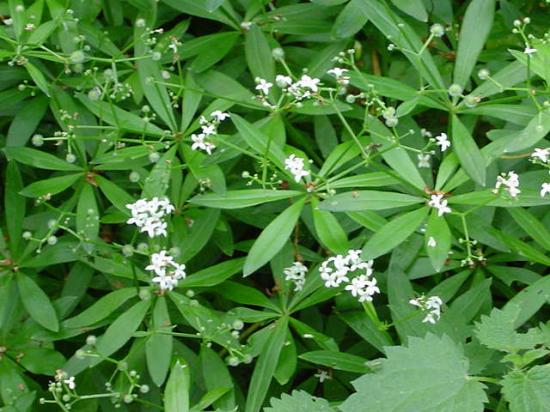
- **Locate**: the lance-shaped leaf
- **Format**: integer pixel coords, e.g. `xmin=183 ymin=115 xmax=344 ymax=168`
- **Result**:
xmin=451 ymin=115 xmax=486 ymax=186
xmin=164 ymin=358 xmax=190 ymax=412
xmin=17 ymin=273 xmax=59 ymax=332
xmin=189 ymin=189 xmax=303 ymax=209
xmin=243 ymin=197 xmax=306 ymax=276
xmin=319 ymin=190 xmax=424 ymax=212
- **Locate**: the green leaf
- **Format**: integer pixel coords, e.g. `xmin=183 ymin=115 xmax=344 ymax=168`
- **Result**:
xmin=179 ymin=208 xmax=220 ymax=262
xmin=496 ymin=231 xmax=550 ymax=266
xmin=311 ymin=200 xmax=349 ymax=253
xmin=4 ymin=163 xmax=25 ymax=254
xmin=6 ymin=95 xmax=49 ymax=147
xmin=142 ymin=146 xmax=177 ymax=198
xmin=451 ymin=115 xmax=486 ymax=186
xmin=19 ymin=173 xmax=83 ymax=198
xmin=475 ymin=304 xmax=544 ymax=352
xmin=503 ymin=111 xmax=550 ymax=153
xmin=96 ymin=175 xmax=135 ymax=214
xmin=95 ymin=299 xmax=150 ymax=360
xmin=17 ymin=273 xmax=59 ymax=332
xmin=200 ymin=347 xmax=235 ymax=410
xmin=340 ymin=334 xmax=487 ymax=412
xmin=265 ymin=390 xmax=334 ymax=412
xmin=165 ymin=359 xmax=190 ymax=412
xmin=299 ymin=351 xmax=369 ymax=373
xmin=453 ymin=0 xmax=496 ymax=87
xmin=329 ymin=172 xmax=399 ymax=189
xmin=180 ymin=257 xmax=244 ymax=288
xmin=332 ymin=0 xmax=369 ymax=38
xmin=4 ymin=147 xmax=83 ymax=171
xmin=391 ymin=0 xmax=427 ymax=21
xmin=245 ymin=317 xmax=289 ymax=412
xmin=63 ymin=288 xmax=138 ymax=328
xmin=232 ymin=114 xmax=286 ymax=170
xmin=362 ymin=207 xmax=429 ymax=260
xmin=319 ymin=190 xmax=424 ymax=212
xmin=77 ymin=94 xmax=164 ymax=136
xmin=25 ymin=62 xmax=50 ymax=96
xmin=146 ymin=297 xmax=172 ymax=386
xmin=243 ymin=197 xmax=306 ymax=276
xmin=245 ymin=24 xmax=275 ymax=81
xmin=424 ymin=211 xmax=451 ymax=272
xmin=76 ymin=184 xmax=99 ymax=253
xmin=181 ymin=71 xmax=202 ymax=132
xmin=507 ymin=208 xmax=550 ymax=251
xmin=189 ymin=189 xmax=303 ymax=209
xmin=502 ymin=365 xmax=550 ymax=412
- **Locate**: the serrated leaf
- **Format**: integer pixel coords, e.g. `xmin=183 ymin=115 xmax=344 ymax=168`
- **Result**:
xmin=475 ymin=304 xmax=544 ymax=352
xmin=265 ymin=390 xmax=334 ymax=412
xmin=340 ymin=334 xmax=487 ymax=412
xmin=502 ymin=365 xmax=550 ymax=412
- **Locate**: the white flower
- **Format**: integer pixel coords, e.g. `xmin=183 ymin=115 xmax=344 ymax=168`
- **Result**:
xmin=345 ymin=275 xmax=379 ymax=302
xmin=284 ymin=154 xmax=310 ymax=183
xmin=531 ymin=147 xmax=549 ymax=163
xmin=126 ymin=198 xmax=175 ymax=238
xmin=255 ymin=78 xmax=273 ymax=95
xmin=494 ymin=171 xmax=520 ymax=198
xmin=314 ymin=370 xmax=331 ymax=383
xmin=327 ymin=67 xmax=350 ymax=85
xmin=420 ymin=128 xmax=433 ymax=138
xmin=64 ymin=376 xmax=76 ymax=390
xmin=240 ymin=21 xmax=252 ymax=31
xmin=540 ymin=182 xmax=550 ymax=198
xmin=435 ymin=133 xmax=451 ymax=152
xmin=427 ymin=237 xmax=437 ymax=247
xmin=428 ymin=194 xmax=451 ymax=216
xmin=417 ymin=153 xmax=431 ymax=168
xmin=524 ymin=46 xmax=537 ymax=55
xmin=201 ymin=124 xmax=217 ymax=136
xmin=146 ymin=250 xmax=186 ymax=291
xmin=296 ymin=74 xmax=320 ymax=92
xmin=284 ymin=261 xmax=308 ymax=292
xmin=275 ymin=75 xmax=292 ymax=88
xmin=191 ymin=133 xmax=216 ymax=155
xmin=210 ymin=110 xmax=230 ymax=122
xmin=409 ymin=295 xmax=443 ymax=324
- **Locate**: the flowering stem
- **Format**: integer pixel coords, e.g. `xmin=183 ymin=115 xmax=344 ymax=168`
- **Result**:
xmin=331 ymin=101 xmax=370 ymax=161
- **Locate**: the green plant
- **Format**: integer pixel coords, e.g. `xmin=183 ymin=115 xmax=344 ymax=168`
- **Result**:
xmin=0 ymin=0 xmax=549 ymax=411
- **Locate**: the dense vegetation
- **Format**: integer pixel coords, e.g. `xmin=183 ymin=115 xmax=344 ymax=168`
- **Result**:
xmin=0 ymin=0 xmax=549 ymax=411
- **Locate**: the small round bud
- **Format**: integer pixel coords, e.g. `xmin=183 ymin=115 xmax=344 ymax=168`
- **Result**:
xmin=186 ymin=289 xmax=195 ymax=298
xmin=47 ymin=235 xmax=58 ymax=246
xmin=169 ymin=246 xmax=181 ymax=258
xmin=39 ymin=398 xmax=46 ymax=404
xmin=139 ymin=289 xmax=151 ymax=301
xmin=22 ymin=231 xmax=32 ymax=240
xmin=448 ymin=83 xmax=463 ymax=97
xmin=137 ymin=242 xmax=148 ymax=252
xmin=272 ymin=47 xmax=285 ymax=61
xmin=86 ymin=335 xmax=97 ymax=346
xmin=66 ymin=153 xmax=76 ymax=163
xmin=243 ymin=354 xmax=253 ymax=364
xmin=62 ymin=394 xmax=71 ymax=402
xmin=385 ymin=117 xmax=398 ymax=127
xmin=75 ymin=349 xmax=86 ymax=359
xmin=513 ymin=19 xmax=521 ymax=27
xmin=70 ymin=50 xmax=86 ymax=65
xmin=148 ymin=152 xmax=160 ymax=163
xmin=232 ymin=320 xmax=244 ymax=330
xmin=241 ymin=171 xmax=250 ymax=178
xmin=523 ymin=17 xmax=530 ymax=24
xmin=88 ymin=87 xmax=101 ymax=101
xmin=135 ymin=18 xmax=146 ymax=28
xmin=48 ymin=219 xmax=57 ymax=229
xmin=227 ymin=356 xmax=239 ymax=367
xmin=139 ymin=385 xmax=150 ymax=394
xmin=463 ymin=95 xmax=479 ymax=108
xmin=123 ymin=394 xmax=134 ymax=404
xmin=151 ymin=51 xmax=161 ymax=61
xmin=345 ymin=94 xmax=356 ymax=104
xmin=122 ymin=244 xmax=134 ymax=257
xmin=128 ymin=171 xmax=140 ymax=182
xmin=117 ymin=361 xmax=128 ymax=371
xmin=430 ymin=23 xmax=445 ymax=38
xmin=477 ymin=68 xmax=490 ymax=80
xmin=32 ymin=134 xmax=44 ymax=146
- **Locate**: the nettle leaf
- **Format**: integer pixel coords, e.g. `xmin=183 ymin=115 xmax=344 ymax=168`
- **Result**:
xmin=265 ymin=390 xmax=334 ymax=412
xmin=502 ymin=365 xmax=550 ymax=412
xmin=474 ymin=304 xmax=544 ymax=353
xmin=340 ymin=334 xmax=488 ymax=412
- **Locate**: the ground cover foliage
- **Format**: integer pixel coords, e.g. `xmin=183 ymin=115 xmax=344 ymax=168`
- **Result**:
xmin=0 ymin=0 xmax=549 ymax=411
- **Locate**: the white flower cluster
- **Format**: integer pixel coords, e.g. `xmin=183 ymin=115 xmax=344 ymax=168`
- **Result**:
xmin=283 ymin=261 xmax=308 ymax=292
xmin=146 ymin=250 xmax=186 ymax=291
xmin=417 ymin=153 xmax=431 ymax=168
xmin=284 ymin=154 xmax=310 ymax=183
xmin=320 ymin=250 xmax=379 ymax=303
xmin=493 ymin=171 xmax=520 ymax=198
xmin=428 ymin=194 xmax=451 ymax=216
xmin=409 ymin=295 xmax=443 ymax=324
xmin=126 ymin=197 xmax=175 ymax=237
xmin=531 ymin=147 xmax=549 ymax=164
xmin=190 ymin=111 xmax=230 ymax=155
xmin=254 ymin=74 xmax=322 ymax=109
